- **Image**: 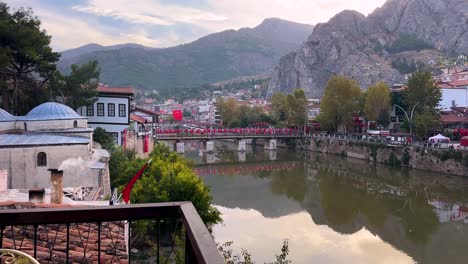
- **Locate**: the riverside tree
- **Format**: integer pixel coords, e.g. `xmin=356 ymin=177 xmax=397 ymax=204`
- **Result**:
xmin=318 ymin=76 xmax=361 ymax=132
xmin=364 ymin=82 xmax=391 ymax=127
xmin=404 ymin=72 xmax=442 ymax=139
xmin=270 ymin=88 xmax=308 ymax=127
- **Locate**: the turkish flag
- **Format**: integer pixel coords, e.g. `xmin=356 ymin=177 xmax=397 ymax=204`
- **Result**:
xmin=122 ymin=159 xmax=151 ymax=203
xmin=173 ymin=109 xmax=183 ymax=121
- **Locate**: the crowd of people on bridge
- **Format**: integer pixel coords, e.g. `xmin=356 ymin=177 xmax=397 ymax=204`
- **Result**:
xmin=156 ymin=127 xmax=309 ymax=136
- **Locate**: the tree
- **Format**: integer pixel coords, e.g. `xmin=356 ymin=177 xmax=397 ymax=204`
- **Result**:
xmin=318 ymin=76 xmax=361 ymax=132
xmin=287 ymin=89 xmax=308 ymax=127
xmin=270 ymin=89 xmax=308 ymax=127
xmin=0 ymin=3 xmax=60 ymax=114
xmin=365 ymin=82 xmax=391 ymax=126
xmin=50 ymin=61 xmax=100 ymax=109
xmin=404 ymin=72 xmax=442 ymax=137
xmin=114 ymin=144 xmax=221 ymax=226
xmin=405 ymin=72 xmax=441 ymax=113
xmin=414 ymin=112 xmax=440 ymax=140
xmin=271 ymin=93 xmax=288 ymax=123
xmin=93 ymin=127 xmax=115 ymax=151
xmin=217 ymin=97 xmax=240 ymax=127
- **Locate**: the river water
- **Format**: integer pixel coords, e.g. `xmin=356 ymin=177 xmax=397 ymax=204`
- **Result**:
xmin=183 ymin=141 xmax=468 ymax=264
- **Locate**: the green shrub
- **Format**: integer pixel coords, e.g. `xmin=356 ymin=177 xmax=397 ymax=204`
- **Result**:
xmin=387 ymin=152 xmax=401 ymax=167
xmin=402 ymin=150 xmax=411 ymax=166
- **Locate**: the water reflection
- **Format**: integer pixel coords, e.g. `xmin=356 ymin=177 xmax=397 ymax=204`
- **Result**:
xmin=185 ymin=142 xmax=468 ymax=264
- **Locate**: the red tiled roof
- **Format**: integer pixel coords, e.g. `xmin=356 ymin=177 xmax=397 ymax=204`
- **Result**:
xmin=440 ymin=115 xmax=468 ymax=124
xmin=130 ymin=114 xmax=147 ymax=124
xmin=1 ymin=203 xmax=128 ymax=263
xmin=97 ymin=85 xmax=135 ymax=95
xmin=133 ymin=107 xmax=159 ymax=116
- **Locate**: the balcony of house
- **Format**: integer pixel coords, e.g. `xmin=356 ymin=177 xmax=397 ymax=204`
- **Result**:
xmin=0 ymin=202 xmax=224 ymax=264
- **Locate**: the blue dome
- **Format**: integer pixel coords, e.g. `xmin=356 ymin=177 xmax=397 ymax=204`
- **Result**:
xmin=23 ymin=102 xmax=85 ymax=120
xmin=0 ymin=108 xmax=14 ymax=122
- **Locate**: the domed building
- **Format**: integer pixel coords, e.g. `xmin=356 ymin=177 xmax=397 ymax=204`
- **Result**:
xmin=0 ymin=102 xmax=109 ymax=193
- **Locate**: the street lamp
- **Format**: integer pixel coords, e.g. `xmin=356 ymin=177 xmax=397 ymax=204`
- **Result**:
xmin=394 ymin=102 xmax=419 ymax=136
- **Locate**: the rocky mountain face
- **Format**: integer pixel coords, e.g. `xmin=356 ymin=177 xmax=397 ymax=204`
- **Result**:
xmin=58 ymin=18 xmax=313 ymax=96
xmin=268 ymin=0 xmax=468 ymax=98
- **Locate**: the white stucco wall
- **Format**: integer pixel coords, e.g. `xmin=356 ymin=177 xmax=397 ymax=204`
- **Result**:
xmin=15 ymin=119 xmax=87 ymax=131
xmin=440 ymin=88 xmax=468 ymax=110
xmin=88 ymin=123 xmax=128 ymax=145
xmin=0 ymin=121 xmax=15 ymax=131
xmin=0 ymin=144 xmax=98 ymax=189
xmin=77 ymin=96 xmax=129 ymax=124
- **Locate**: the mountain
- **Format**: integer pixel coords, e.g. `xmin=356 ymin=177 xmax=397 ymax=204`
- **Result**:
xmin=60 ymin=43 xmax=153 ymax=61
xmin=268 ymin=0 xmax=468 ymax=98
xmin=58 ymin=18 xmax=314 ymax=96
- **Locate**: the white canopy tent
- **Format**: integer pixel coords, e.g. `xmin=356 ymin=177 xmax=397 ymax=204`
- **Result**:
xmin=428 ymin=134 xmax=450 ymax=143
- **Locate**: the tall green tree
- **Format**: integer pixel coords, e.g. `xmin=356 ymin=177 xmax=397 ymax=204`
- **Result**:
xmin=271 ymin=92 xmax=288 ymax=123
xmin=50 ymin=61 xmax=100 ymax=109
xmin=0 ymin=3 xmax=60 ymax=114
xmin=217 ymin=97 xmax=240 ymax=127
xmin=270 ymin=89 xmax=308 ymax=127
xmin=364 ymin=82 xmax=391 ymax=125
xmin=288 ymin=89 xmax=308 ymax=127
xmin=405 ymin=72 xmax=441 ymax=113
xmin=404 ymin=72 xmax=442 ymax=137
xmin=318 ymin=76 xmax=361 ymax=132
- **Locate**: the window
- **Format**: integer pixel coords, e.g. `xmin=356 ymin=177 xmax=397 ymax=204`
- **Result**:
xmin=73 ymin=120 xmax=78 ymax=128
xmin=119 ymin=104 xmax=126 ymax=117
xmin=108 ymin=103 xmax=115 ymax=117
xmin=86 ymin=104 xmax=94 ymax=116
xmin=24 ymin=122 xmax=27 ymax=131
xmin=37 ymin=152 xmax=47 ymax=167
xmin=109 ymin=132 xmax=118 ymax=144
xmin=97 ymin=103 xmax=104 ymax=116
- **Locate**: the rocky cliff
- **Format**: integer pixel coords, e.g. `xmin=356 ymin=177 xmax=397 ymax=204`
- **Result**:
xmin=268 ymin=0 xmax=468 ymax=98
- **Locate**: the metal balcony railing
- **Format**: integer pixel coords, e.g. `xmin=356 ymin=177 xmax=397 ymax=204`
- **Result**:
xmin=0 ymin=202 xmax=224 ymax=264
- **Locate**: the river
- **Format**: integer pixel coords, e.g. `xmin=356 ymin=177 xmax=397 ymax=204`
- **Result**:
xmin=182 ymin=141 xmax=468 ymax=264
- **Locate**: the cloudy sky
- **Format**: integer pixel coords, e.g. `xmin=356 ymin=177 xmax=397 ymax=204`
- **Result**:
xmin=6 ymin=0 xmax=387 ymax=51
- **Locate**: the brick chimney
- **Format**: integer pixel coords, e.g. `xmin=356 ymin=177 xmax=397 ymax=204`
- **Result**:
xmin=49 ymin=169 xmax=63 ymax=204
xmin=29 ymin=188 xmax=45 ymax=204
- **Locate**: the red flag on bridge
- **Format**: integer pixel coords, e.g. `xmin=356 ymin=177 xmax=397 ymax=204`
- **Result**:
xmin=173 ymin=109 xmax=183 ymax=121
xmin=122 ymin=159 xmax=152 ymax=203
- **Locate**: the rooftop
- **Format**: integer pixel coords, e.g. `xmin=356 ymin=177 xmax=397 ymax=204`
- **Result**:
xmin=97 ymin=85 xmax=135 ymax=96
xmin=0 ymin=133 xmax=89 ymax=147
xmin=130 ymin=114 xmax=148 ymax=124
xmin=20 ymin=102 xmax=86 ymax=121
xmin=0 ymin=108 xmax=14 ymax=122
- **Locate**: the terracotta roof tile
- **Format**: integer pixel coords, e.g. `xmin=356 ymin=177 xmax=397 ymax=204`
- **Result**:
xmin=130 ymin=115 xmax=147 ymax=124
xmin=0 ymin=203 xmax=128 ymax=263
xmin=97 ymin=85 xmax=135 ymax=95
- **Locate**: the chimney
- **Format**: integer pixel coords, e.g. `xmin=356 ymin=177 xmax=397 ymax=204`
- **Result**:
xmin=29 ymin=188 xmax=45 ymax=204
xmin=49 ymin=169 xmax=63 ymax=204
xmin=0 ymin=169 xmax=7 ymax=192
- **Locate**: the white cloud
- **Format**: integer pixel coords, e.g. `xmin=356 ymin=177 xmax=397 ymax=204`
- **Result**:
xmin=72 ymin=0 xmax=228 ymax=27
xmin=6 ymin=0 xmax=388 ymax=50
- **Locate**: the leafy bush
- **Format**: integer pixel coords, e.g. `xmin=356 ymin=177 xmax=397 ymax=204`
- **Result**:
xmin=387 ymin=152 xmax=401 ymax=167
xmin=124 ymin=144 xmax=221 ymax=226
xmin=402 ymin=149 xmax=411 ymax=166
xmin=93 ymin=127 xmax=115 ymax=151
